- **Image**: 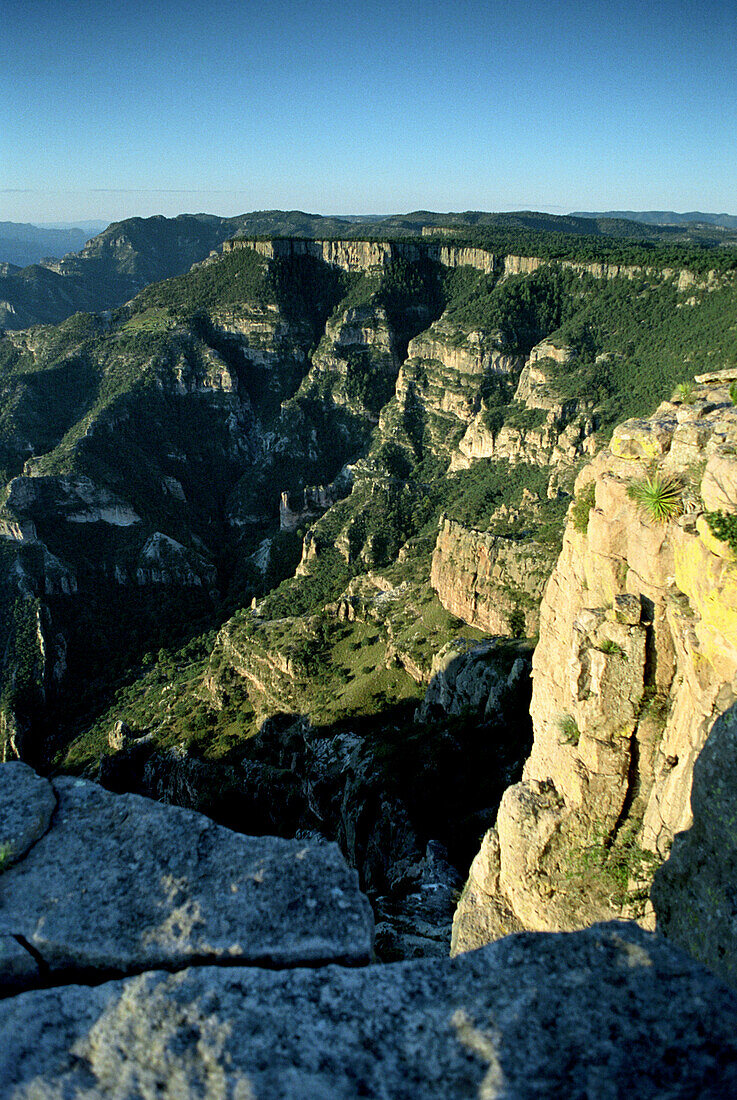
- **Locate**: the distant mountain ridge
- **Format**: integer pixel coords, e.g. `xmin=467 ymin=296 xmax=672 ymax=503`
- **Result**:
xmin=573 ymin=209 xmax=737 ymax=230
xmin=2 ymin=207 xmax=737 ymax=331
xmin=0 ymin=222 xmax=95 ymax=268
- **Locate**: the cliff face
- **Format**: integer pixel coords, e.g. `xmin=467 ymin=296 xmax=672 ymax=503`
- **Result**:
xmin=430 ymin=517 xmax=554 ymax=637
xmin=377 ymin=317 xmax=524 ymax=462
xmin=226 ymin=237 xmax=709 ymax=287
xmin=453 ymin=371 xmax=737 ymax=952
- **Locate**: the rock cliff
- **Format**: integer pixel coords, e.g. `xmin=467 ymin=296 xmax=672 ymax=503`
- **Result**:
xmin=452 ymin=371 xmax=737 ymax=959
xmin=226 ymin=236 xmax=709 ymax=287
xmin=430 ymin=516 xmax=554 ymax=636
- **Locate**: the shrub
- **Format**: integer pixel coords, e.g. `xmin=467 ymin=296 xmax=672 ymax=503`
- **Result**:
xmin=674 ymin=380 xmax=696 ymax=404
xmin=730 ymin=381 xmax=737 ymax=406
xmin=557 ymin=714 xmax=580 ymax=746
xmin=627 ymin=473 xmax=683 ymax=523
xmin=570 ymin=482 xmax=596 ymax=533
xmin=705 ymin=510 xmax=737 ymax=553
xmin=508 ymin=608 xmax=526 ymax=638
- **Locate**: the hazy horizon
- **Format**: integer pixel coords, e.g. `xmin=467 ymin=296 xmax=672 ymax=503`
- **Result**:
xmin=3 ymin=0 xmax=736 ymax=224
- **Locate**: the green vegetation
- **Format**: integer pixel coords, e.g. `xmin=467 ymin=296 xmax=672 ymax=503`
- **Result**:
xmin=567 ymin=819 xmax=661 ymax=912
xmin=674 ymin=380 xmax=696 ymax=404
xmin=705 ymin=511 xmax=737 ymax=554
xmin=0 ymin=596 xmax=45 ymax=721
xmin=627 ymin=473 xmax=683 ymax=523
xmin=457 ymin=220 xmax=737 ymax=276
xmin=133 ymin=250 xmax=349 ymax=335
xmin=557 ymin=714 xmax=581 ymax=746
xmin=445 ymin=266 xmax=578 ymax=355
xmin=549 ymin=276 xmax=737 ymax=427
xmin=571 ymin=482 xmax=596 ymax=533
xmin=442 ymin=459 xmax=563 ymax=538
xmin=1 ymin=224 xmax=735 ymax=788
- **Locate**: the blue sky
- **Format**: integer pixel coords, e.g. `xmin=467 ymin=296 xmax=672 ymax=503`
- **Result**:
xmin=2 ymin=0 xmax=736 ymax=223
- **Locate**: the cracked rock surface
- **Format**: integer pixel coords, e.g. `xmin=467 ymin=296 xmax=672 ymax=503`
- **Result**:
xmin=1 ymin=922 xmax=736 ymax=1098
xmin=0 ymin=764 xmax=373 ymax=987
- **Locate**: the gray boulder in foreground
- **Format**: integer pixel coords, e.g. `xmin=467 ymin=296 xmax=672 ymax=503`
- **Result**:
xmin=1 ymin=922 xmax=735 ymax=1099
xmin=0 ymin=765 xmax=373 ymax=984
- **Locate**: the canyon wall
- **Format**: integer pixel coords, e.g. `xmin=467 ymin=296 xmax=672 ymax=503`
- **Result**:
xmin=223 ymin=236 xmax=709 ymax=286
xmin=453 ymin=370 xmax=737 ymax=978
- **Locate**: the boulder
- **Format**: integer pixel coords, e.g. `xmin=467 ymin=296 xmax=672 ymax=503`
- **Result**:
xmin=1 ymin=923 xmax=735 ymax=1097
xmin=0 ymin=769 xmax=373 ymax=987
xmin=0 ymin=762 xmax=56 ymax=868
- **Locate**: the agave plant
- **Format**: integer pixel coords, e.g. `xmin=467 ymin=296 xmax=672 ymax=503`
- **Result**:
xmin=674 ymin=381 xmax=696 ymax=404
xmin=627 ymin=473 xmax=683 ymax=523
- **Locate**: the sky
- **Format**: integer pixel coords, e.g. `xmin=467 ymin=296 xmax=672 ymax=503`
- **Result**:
xmin=2 ymin=0 xmax=736 ymax=225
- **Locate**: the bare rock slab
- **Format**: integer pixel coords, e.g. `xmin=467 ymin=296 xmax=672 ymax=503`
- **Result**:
xmin=0 ymin=773 xmax=373 ymax=982
xmin=1 ymin=924 xmax=736 ymax=1098
xmin=0 ymin=762 xmax=56 ymax=868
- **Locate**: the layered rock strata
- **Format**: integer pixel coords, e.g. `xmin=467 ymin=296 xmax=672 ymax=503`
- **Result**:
xmin=225 ymin=236 xmax=708 ymax=287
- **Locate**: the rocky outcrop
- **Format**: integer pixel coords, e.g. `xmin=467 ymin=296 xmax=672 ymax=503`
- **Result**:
xmin=375 ymin=317 xmax=526 ymax=461
xmin=225 ymin=237 xmax=707 ymax=288
xmin=430 ymin=516 xmax=553 ymax=635
xmin=279 ymin=483 xmax=341 ymax=531
xmin=450 ymin=337 xmax=598 ymax=472
xmin=2 ymin=921 xmax=736 ymax=1097
xmin=4 ymin=764 xmax=737 ymax=1093
xmin=417 ymin=637 xmax=530 ymax=723
xmin=0 ymin=763 xmax=373 ymax=990
xmin=211 ymin=302 xmax=313 ymax=367
xmin=651 ymin=699 xmax=737 ymax=987
xmin=406 ymin=323 xmax=521 ymax=379
xmin=1 ymin=475 xmax=141 ymax=538
xmin=134 ymin=532 xmax=216 ymax=588
xmin=453 ymin=376 xmax=737 ymax=952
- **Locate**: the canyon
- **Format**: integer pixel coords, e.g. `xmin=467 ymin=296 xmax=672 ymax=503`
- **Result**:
xmin=1 ymin=217 xmax=737 ymax=1088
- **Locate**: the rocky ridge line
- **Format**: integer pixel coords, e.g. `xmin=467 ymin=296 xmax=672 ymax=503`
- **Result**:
xmin=226 ymin=235 xmax=715 ymax=287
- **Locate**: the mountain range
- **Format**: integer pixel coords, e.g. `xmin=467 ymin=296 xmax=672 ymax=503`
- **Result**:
xmin=574 ymin=209 xmax=737 ymax=229
xmin=3 ymin=208 xmax=737 ymax=331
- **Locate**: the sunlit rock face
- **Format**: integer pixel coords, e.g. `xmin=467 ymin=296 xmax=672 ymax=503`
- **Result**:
xmin=453 ymin=377 xmax=737 ymax=951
